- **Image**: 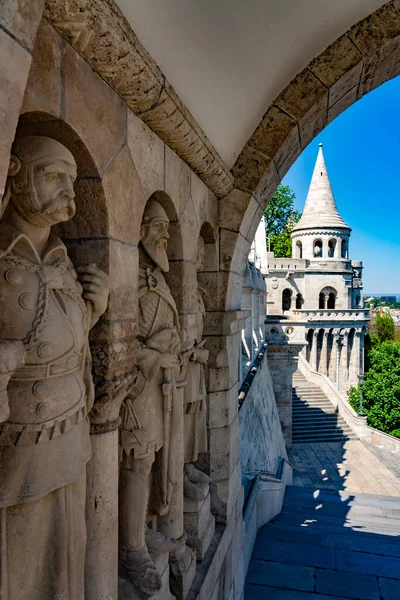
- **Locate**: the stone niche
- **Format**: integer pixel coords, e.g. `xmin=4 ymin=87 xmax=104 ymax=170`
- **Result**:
xmin=0 ymin=11 xmax=249 ymax=600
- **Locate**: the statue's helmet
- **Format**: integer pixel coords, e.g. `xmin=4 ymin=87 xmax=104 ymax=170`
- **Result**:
xmin=141 ymin=199 xmax=169 ymax=228
xmin=3 ymin=136 xmax=76 ymax=217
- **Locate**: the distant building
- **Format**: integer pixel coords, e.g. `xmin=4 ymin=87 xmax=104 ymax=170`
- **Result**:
xmin=266 ymin=144 xmax=370 ymax=391
xmin=381 ymin=296 xmax=397 ymax=304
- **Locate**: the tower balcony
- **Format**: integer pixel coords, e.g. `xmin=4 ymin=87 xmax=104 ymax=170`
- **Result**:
xmin=291 ymin=308 xmax=370 ymax=323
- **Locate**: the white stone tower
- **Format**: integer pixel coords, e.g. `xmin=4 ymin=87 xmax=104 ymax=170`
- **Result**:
xmin=291 ymin=143 xmax=351 ymax=266
xmin=265 ymin=143 xmax=370 ymax=391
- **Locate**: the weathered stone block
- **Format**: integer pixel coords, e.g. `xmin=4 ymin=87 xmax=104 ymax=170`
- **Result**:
xmin=275 ymin=69 xmax=326 ymax=121
xmin=309 ymin=34 xmax=363 ymax=87
xmin=299 ymin=93 xmax=328 ymax=150
xmin=64 ymin=43 xmax=127 ymax=176
xmin=21 ymin=18 xmax=62 ymax=118
xmin=274 ymin=125 xmax=301 ymax=179
xmin=231 ymin=145 xmax=273 ymax=194
xmin=248 ymin=105 xmax=296 ymax=158
xmin=184 ymin=492 xmax=215 ymax=560
xmin=358 ymin=37 xmax=400 ymax=98
xmin=349 ymin=2 xmax=400 ymax=56
xmin=208 ymin=385 xmax=238 ymax=429
xmin=0 ymin=0 xmax=45 ymax=51
xmin=219 ymin=188 xmax=252 ymax=233
xmin=102 ymin=144 xmax=145 ymax=245
xmin=108 ymin=240 xmax=138 ymax=320
xmin=127 ymin=110 xmax=165 ymax=200
xmin=165 ymin=143 xmax=191 ymax=218
xmin=328 ymin=62 xmax=363 ymax=108
xmin=0 ymin=29 xmax=31 ymax=196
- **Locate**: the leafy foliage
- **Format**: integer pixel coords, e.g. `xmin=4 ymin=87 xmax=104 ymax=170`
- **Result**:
xmin=264 ymin=185 xmax=301 ymax=258
xmin=348 ymin=341 xmax=400 ymax=434
xmin=375 ymin=312 xmax=395 ymax=343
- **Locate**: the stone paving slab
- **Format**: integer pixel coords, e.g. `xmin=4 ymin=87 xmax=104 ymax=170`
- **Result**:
xmin=253 ymin=537 xmax=336 ymax=569
xmin=315 ymin=568 xmax=380 ymax=599
xmin=336 ymin=548 xmax=400 ymax=579
xmin=247 ymin=560 xmax=314 ymax=591
xmin=289 ymin=441 xmax=400 ymax=496
xmin=245 ymin=584 xmax=349 ymax=600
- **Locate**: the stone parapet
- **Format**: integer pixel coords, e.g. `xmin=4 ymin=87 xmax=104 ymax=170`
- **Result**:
xmin=292 ymin=308 xmax=370 ymax=322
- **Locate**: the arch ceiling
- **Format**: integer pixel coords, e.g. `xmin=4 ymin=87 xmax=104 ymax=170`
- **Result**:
xmin=116 ymin=0 xmax=387 ymax=167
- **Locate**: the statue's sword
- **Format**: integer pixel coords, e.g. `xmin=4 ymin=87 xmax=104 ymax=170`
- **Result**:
xmin=161 ymin=367 xmax=173 ymax=507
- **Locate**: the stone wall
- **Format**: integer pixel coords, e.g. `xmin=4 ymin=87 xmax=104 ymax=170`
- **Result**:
xmin=239 ymin=354 xmax=287 ymax=477
xmin=0 ymin=9 xmax=245 ymax=599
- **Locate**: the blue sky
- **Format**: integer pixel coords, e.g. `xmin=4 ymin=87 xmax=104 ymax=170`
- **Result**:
xmin=282 ymin=74 xmax=400 ymax=295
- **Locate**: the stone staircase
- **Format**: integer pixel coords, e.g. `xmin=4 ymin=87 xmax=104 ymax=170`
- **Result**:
xmin=292 ymin=371 xmax=356 ymax=444
xmin=245 ymin=485 xmax=400 ymax=599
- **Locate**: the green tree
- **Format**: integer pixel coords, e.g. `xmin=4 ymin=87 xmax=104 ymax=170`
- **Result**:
xmin=375 ymin=311 xmax=395 ymax=343
xmin=264 ymin=185 xmax=301 ymax=258
xmin=348 ymin=341 xmax=400 ymax=434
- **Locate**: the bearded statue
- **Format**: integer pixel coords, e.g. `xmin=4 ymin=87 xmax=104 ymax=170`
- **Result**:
xmin=119 ymin=199 xmax=186 ymax=596
xmin=183 ymin=237 xmax=210 ymax=498
xmin=0 ymin=136 xmax=109 ymax=599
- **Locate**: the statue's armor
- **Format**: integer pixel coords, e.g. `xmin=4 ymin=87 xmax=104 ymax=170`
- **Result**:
xmin=120 ymin=265 xmax=180 ymax=460
xmin=0 ymin=222 xmax=91 ymax=508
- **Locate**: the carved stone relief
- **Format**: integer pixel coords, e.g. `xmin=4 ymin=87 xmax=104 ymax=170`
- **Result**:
xmin=0 ymin=136 xmax=109 ymax=599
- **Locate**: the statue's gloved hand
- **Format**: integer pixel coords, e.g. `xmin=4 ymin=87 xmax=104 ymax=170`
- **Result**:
xmin=192 ymin=347 xmax=209 ymax=364
xmin=77 ymin=264 xmax=110 ymax=325
xmin=160 ymin=352 xmax=179 ymax=369
xmin=0 ymin=340 xmax=25 ymax=423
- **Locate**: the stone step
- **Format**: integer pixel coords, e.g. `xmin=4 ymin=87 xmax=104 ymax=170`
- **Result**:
xmin=271 ymin=510 xmax=400 ymax=537
xmin=292 ymin=427 xmax=353 ymax=436
xmin=260 ymin=523 xmax=400 ymax=556
xmin=285 ymin=487 xmax=400 ymax=509
xmin=283 ymin=497 xmax=400 ymax=520
xmin=292 ymin=435 xmax=355 ymax=443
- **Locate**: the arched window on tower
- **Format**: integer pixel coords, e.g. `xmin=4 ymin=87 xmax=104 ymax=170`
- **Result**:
xmin=295 ymin=240 xmax=303 ymax=259
xmin=296 ymin=293 xmax=304 ymax=309
xmin=341 ymin=239 xmax=348 ymax=259
xmin=313 ymin=239 xmax=323 ymax=258
xmin=319 ymin=287 xmax=337 ymax=310
xmin=327 ymin=292 xmax=336 ymax=309
xmin=328 ymin=239 xmax=336 ymax=257
xmin=282 ymin=289 xmax=292 ymax=312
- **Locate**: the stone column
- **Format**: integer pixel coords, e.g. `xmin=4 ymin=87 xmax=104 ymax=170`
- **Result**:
xmin=329 ymin=335 xmax=339 ymax=385
xmin=86 ymin=424 xmax=120 ymax=600
xmin=204 ymin=310 xmax=247 ymax=524
xmin=265 ymin=320 xmax=307 ymax=449
xmin=310 ymin=330 xmax=319 ymax=371
xmin=86 ymin=335 xmax=140 ymax=600
xmin=350 ymin=330 xmax=362 ymax=383
xmin=339 ymin=331 xmax=349 ymax=392
xmin=319 ymin=330 xmax=329 ymax=376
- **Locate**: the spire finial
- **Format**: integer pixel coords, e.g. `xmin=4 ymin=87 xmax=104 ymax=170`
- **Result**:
xmin=319 ymin=142 xmax=323 ymax=148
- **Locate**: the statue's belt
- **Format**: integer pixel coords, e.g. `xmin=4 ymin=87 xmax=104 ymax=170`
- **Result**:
xmin=10 ymin=348 xmax=82 ymax=381
xmin=0 ymin=403 xmax=87 ymax=447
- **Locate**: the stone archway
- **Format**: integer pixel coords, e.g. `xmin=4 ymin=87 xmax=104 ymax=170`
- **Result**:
xmin=222 ymin=2 xmax=400 ymax=312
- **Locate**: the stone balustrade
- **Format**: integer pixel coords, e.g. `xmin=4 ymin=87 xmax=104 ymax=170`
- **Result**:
xmin=292 ymin=309 xmax=370 ymax=321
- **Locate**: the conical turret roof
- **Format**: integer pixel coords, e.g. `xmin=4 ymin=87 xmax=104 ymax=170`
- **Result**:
xmin=292 ymin=144 xmax=350 ymax=232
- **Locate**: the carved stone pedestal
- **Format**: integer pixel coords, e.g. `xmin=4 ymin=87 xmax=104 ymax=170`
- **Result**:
xmin=119 ymin=550 xmax=175 ymax=600
xmin=169 ymin=541 xmax=197 ymax=600
xmin=184 ymin=488 xmax=215 ymax=560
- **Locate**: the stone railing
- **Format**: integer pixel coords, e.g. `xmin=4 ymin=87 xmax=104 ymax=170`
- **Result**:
xmin=292 ymin=309 xmax=370 ymax=322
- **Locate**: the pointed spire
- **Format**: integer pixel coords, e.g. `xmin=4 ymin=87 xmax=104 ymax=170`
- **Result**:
xmin=292 ymin=144 xmax=350 ymax=232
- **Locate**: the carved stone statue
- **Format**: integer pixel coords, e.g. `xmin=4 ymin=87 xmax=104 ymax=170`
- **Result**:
xmin=184 ymin=237 xmax=209 ymax=499
xmin=119 ymin=199 xmax=182 ymax=596
xmin=0 ymin=136 xmax=109 ymax=599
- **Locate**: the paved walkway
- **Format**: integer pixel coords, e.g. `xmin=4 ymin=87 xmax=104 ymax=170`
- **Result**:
xmin=289 ymin=440 xmax=400 ymax=496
